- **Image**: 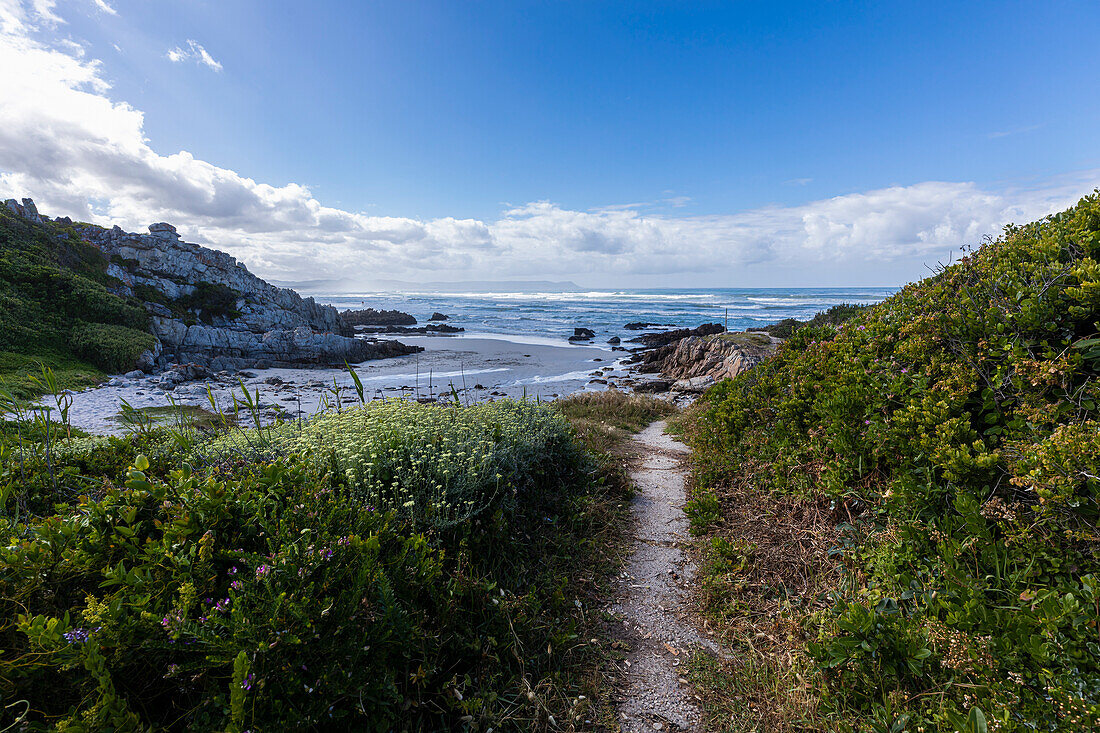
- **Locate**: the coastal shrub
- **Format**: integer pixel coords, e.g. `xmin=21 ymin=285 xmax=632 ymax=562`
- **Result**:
xmin=175 ymin=281 xmax=242 ymax=323
xmin=687 ymin=193 xmax=1100 ymax=730
xmin=70 ymin=321 xmax=157 ymax=373
xmin=0 ymin=204 xmax=152 ymax=394
xmin=202 ymin=399 xmax=589 ymax=529
xmin=1 ymin=399 xmax=611 ymax=730
xmin=762 ymin=302 xmax=868 ymax=339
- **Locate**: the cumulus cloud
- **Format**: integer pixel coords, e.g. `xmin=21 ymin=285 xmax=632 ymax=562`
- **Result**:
xmin=166 ymin=39 xmax=221 ymax=72
xmin=0 ymin=0 xmax=1097 ymax=288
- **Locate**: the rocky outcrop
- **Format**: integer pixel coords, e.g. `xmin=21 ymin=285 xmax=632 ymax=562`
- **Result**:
xmin=149 ymin=318 xmax=419 ymax=371
xmin=628 ymin=323 xmax=725 ymax=348
xmin=72 ymin=219 xmax=345 ymax=335
xmin=624 ymin=321 xmax=675 ymax=330
xmin=633 ymin=332 xmax=778 ymax=383
xmin=354 ymin=324 xmax=464 ymax=335
xmin=7 ymin=198 xmax=421 ymax=372
xmin=341 ymin=308 xmax=417 ymax=327
xmin=569 ymin=327 xmax=596 ymax=342
xmin=5 ymin=198 xmax=42 ymax=223
xmin=428 ymin=312 xmax=449 ymax=321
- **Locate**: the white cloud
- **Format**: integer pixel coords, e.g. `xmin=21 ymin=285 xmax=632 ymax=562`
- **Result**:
xmin=0 ymin=0 xmax=1097 ymax=288
xmin=166 ymin=39 xmax=221 ymax=72
xmin=93 ymin=0 xmax=116 ymax=16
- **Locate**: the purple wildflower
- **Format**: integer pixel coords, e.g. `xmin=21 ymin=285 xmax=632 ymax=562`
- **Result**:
xmin=63 ymin=626 xmax=101 ymax=644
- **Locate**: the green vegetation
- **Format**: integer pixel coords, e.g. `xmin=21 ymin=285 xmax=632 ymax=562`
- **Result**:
xmin=0 ymin=378 xmax=672 ymax=730
xmin=0 ymin=207 xmax=248 ymax=398
xmin=556 ymin=389 xmax=676 ymax=453
xmin=683 ymin=194 xmax=1100 ymax=731
xmin=716 ymin=331 xmax=774 ymax=347
xmin=137 ymin=280 xmax=243 ymax=325
xmin=0 ymin=206 xmax=150 ymax=394
xmin=760 ymin=302 xmax=868 ymax=339
xmin=176 ymin=281 xmax=242 ymax=323
xmin=71 ymin=322 xmax=157 ymax=374
xmin=111 ymin=404 xmax=223 ymax=432
xmin=0 ymin=351 xmax=104 ymax=402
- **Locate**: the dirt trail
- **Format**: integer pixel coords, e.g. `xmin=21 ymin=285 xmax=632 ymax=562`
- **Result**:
xmin=609 ymin=421 xmax=720 ymax=731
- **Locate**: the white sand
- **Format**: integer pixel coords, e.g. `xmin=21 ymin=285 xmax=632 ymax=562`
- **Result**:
xmin=49 ymin=335 xmax=635 ymax=435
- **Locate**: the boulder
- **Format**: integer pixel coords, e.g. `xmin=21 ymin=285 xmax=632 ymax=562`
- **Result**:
xmin=148 ymin=222 xmax=181 ymax=241
xmin=607 ymin=336 xmax=621 ymax=345
xmin=135 ymin=349 xmax=157 ymax=373
xmin=569 ymin=327 xmax=596 ymax=342
xmin=633 ymin=379 xmax=672 ymax=393
xmin=428 ymin=312 xmax=449 ymax=321
xmin=672 ymin=375 xmax=716 ymax=393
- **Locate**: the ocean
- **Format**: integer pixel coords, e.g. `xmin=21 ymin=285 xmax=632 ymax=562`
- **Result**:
xmin=314 ymin=287 xmax=898 ymax=344
xmin=56 ymin=287 xmax=899 ymax=434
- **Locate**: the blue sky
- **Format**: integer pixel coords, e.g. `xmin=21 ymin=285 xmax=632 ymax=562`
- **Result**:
xmin=2 ymin=0 xmax=1099 ymax=288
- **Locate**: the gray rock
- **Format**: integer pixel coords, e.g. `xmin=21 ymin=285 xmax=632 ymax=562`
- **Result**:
xmin=4 ymin=198 xmax=42 ymax=222
xmin=672 ymin=375 xmax=716 ymax=392
xmin=124 ymin=370 xmax=145 ymax=379
xmin=634 ymin=379 xmax=672 ymax=394
xmin=136 ymin=349 xmax=157 ymax=373
xmin=11 ymin=198 xmax=423 ymax=372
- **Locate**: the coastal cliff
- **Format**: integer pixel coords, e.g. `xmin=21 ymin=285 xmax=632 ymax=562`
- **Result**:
xmin=2 ymin=197 xmax=419 ymax=373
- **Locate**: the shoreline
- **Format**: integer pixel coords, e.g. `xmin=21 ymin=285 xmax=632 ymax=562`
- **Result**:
xmin=46 ymin=334 xmax=649 ymax=435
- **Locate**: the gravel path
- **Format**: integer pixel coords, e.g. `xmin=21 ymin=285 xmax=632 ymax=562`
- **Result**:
xmin=609 ymin=421 xmax=720 ymax=731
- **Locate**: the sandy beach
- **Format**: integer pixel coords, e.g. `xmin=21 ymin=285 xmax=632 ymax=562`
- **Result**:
xmin=53 ymin=334 xmax=634 ymax=435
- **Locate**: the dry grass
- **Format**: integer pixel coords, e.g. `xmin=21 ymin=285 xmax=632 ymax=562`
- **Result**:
xmin=557 ymin=389 xmax=677 ymax=454
xmin=676 ymin=399 xmax=846 ymax=731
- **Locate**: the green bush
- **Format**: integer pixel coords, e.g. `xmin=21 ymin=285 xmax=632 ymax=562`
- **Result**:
xmin=176 ymin=281 xmax=242 ymax=323
xmin=689 ymin=193 xmax=1100 ymax=730
xmin=764 ymin=303 xmax=868 ymax=339
xmin=70 ymin=321 xmax=157 ymax=373
xmin=0 ymin=204 xmax=152 ymax=395
xmin=1 ymin=399 xmax=609 ymax=730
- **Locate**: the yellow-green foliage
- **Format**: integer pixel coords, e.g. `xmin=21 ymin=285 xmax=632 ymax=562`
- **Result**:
xmin=690 ymin=193 xmax=1100 ymax=731
xmin=0 ymin=202 xmax=150 ymax=386
xmin=205 ymin=399 xmax=584 ymax=528
xmin=0 ymin=399 xmax=609 ymax=730
xmin=70 ymin=322 xmax=157 ymax=373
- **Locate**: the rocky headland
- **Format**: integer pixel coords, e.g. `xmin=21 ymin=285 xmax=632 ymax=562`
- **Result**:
xmin=626 ymin=327 xmax=778 ymax=393
xmin=4 ymin=198 xmax=420 ymax=373
xmin=341 ymin=308 xmax=418 ymax=327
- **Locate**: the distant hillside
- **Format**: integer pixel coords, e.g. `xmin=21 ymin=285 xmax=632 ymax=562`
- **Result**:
xmin=0 ymin=198 xmax=417 ymax=397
